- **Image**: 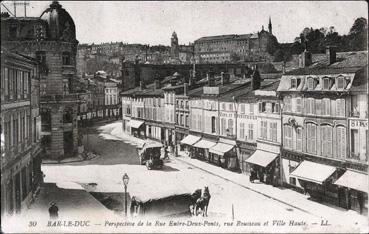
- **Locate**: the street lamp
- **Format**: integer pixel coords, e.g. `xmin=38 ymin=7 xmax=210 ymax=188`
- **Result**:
xmin=122 ymin=173 xmax=129 ymax=217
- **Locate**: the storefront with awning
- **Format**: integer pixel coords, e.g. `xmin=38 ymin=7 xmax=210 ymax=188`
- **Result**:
xmin=209 ymin=139 xmax=237 ymax=170
xmin=245 ymin=150 xmax=280 ymax=185
xmin=129 ymin=120 xmax=145 ymax=138
xmin=179 ymin=135 xmax=201 ymax=157
xmin=180 ymin=135 xmax=201 ymax=146
xmin=290 ymin=160 xmax=340 ymax=205
xmin=193 ymin=139 xmax=217 ymax=161
xmin=334 ymin=170 xmax=368 ymax=214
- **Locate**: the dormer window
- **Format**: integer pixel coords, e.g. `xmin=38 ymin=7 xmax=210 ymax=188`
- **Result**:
xmin=322 ymin=77 xmax=330 ymax=90
xmin=291 ymin=78 xmax=297 ymax=89
xmin=336 ymin=76 xmax=345 ymax=89
xmin=307 ymin=77 xmax=315 ymax=90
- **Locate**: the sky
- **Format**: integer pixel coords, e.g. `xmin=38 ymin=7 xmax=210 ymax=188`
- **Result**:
xmin=1 ymin=1 xmax=368 ymax=45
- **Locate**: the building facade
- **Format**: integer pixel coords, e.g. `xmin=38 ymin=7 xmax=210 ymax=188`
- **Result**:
xmin=1 ymin=49 xmax=43 ymax=217
xmin=277 ymin=49 xmax=368 ymax=214
xmin=1 ymin=1 xmax=81 ymax=160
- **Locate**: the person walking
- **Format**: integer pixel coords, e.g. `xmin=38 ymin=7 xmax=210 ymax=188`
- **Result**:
xmin=48 ymin=202 xmax=59 ymax=219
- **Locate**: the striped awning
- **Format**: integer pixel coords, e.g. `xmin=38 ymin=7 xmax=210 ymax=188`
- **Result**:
xmin=193 ymin=139 xmax=217 ymax=149
xmin=180 ymin=135 xmax=201 ymax=146
xmin=245 ymin=150 xmax=278 ymax=168
xmin=209 ymin=143 xmax=234 ymax=155
xmin=291 ymin=161 xmax=336 ymax=184
xmin=334 ymin=170 xmax=368 ymax=193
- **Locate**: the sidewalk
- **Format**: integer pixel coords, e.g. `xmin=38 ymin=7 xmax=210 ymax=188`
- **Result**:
xmin=42 ymin=151 xmax=99 ymax=164
xmin=175 ymin=151 xmax=368 ymax=227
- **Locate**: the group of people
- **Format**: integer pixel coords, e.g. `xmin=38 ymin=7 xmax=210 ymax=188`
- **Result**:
xmin=249 ymin=165 xmax=278 ymax=187
xmin=161 ymin=142 xmax=175 ymax=159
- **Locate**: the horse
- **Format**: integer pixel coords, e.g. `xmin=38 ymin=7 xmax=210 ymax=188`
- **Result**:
xmin=194 ymin=186 xmax=211 ymax=217
xmin=189 ymin=189 xmax=202 ymax=216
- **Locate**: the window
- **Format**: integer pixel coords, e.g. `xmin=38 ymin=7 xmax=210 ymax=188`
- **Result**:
xmin=270 ymin=122 xmax=278 ymax=142
xmin=296 ymin=128 xmax=302 ymax=151
xmin=321 ymin=125 xmax=333 ymax=157
xmin=306 ymin=98 xmax=315 ymax=114
xmin=180 ymin=114 xmax=183 ymax=125
xmin=351 ymin=96 xmax=359 ymax=117
xmin=4 ymin=68 xmax=9 ymax=97
xmin=240 ymin=122 xmax=245 ymax=139
xmin=306 ymin=123 xmax=317 ymax=154
xmin=9 ymin=26 xmax=17 ymax=38
xmin=185 ymin=115 xmax=189 ymax=127
xmin=240 ymin=104 xmax=245 ymax=114
xmin=322 ymin=98 xmax=330 ymax=116
xmin=176 ymin=114 xmax=179 ymax=124
xmin=291 ymin=78 xmax=297 ymax=89
xmin=229 ymin=103 xmax=233 ymax=111
xmin=296 ymin=98 xmax=302 ymax=113
xmin=336 ymin=99 xmax=345 ymax=117
xmin=259 ymin=102 xmax=266 ymax=113
xmin=248 ymin=123 xmax=254 ymax=140
xmin=336 ymin=126 xmax=346 ymax=159
xmin=221 ymin=118 xmax=226 ymax=135
xmin=337 ymin=76 xmax=345 ymax=89
xmin=284 ymin=125 xmax=293 ymax=149
xmin=284 ymin=97 xmax=291 ymax=112
xmin=250 ymin=103 xmax=254 ymax=114
xmin=322 ymin=78 xmax=330 ymax=90
xmin=211 ymin=116 xmax=216 ymax=133
xmin=307 ymin=77 xmax=315 ymax=90
xmin=228 ymin=119 xmax=234 ymax=135
xmin=261 ymin=121 xmax=268 ymax=139
xmin=351 ymin=129 xmax=359 ymax=157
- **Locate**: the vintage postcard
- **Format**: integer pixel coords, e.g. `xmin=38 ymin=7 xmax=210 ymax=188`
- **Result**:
xmin=1 ymin=0 xmax=368 ymax=233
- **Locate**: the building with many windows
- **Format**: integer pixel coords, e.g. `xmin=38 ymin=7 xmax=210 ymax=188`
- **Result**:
xmin=277 ymin=48 xmax=368 ymax=214
xmin=1 ymin=1 xmax=81 ymax=160
xmin=1 ymin=48 xmax=43 ymax=217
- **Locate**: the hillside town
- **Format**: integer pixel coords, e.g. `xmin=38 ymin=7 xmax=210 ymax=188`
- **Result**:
xmin=0 ymin=1 xmax=368 ymax=233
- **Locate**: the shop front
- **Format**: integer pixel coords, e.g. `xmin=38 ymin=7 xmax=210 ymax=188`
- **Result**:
xmin=334 ymin=169 xmax=368 ymax=215
xmin=180 ymin=134 xmax=201 ymax=157
xmin=290 ymin=160 xmax=341 ymax=205
xmin=209 ymin=140 xmax=237 ymax=170
xmin=192 ymin=139 xmax=217 ymax=161
xmin=129 ymin=119 xmax=145 ymax=139
xmin=245 ymin=150 xmax=279 ymax=185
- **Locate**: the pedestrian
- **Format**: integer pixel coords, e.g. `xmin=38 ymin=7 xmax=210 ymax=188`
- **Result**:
xmin=130 ymin=196 xmax=138 ymax=217
xmin=48 ymin=202 xmax=59 ymax=219
xmin=250 ymin=166 xmax=255 ymax=183
xmin=357 ymin=192 xmax=364 ymax=214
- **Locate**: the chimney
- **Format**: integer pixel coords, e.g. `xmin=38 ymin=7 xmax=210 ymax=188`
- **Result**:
xmin=251 ymin=66 xmax=261 ymax=90
xmin=207 ymin=71 xmax=215 ymax=86
xmin=183 ymin=83 xmax=188 ymax=96
xmin=298 ymin=50 xmax=312 ymax=68
xmin=221 ymin=72 xmax=230 ymax=85
xmin=282 ymin=61 xmax=286 ymax=74
xmin=139 ymin=81 xmax=145 ymax=90
xmin=326 ymin=46 xmax=336 ymax=65
xmin=154 ymin=80 xmax=160 ymax=90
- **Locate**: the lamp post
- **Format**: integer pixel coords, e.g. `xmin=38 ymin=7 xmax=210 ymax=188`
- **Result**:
xmin=122 ymin=173 xmax=129 ymax=217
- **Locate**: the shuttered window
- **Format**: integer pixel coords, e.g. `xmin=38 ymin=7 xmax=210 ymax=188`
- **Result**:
xmin=321 ymin=125 xmax=333 ymax=157
xmin=296 ymin=127 xmax=302 ymax=151
xmin=284 ymin=125 xmax=293 ymax=149
xmin=336 ymin=126 xmax=346 ymax=159
xmin=306 ymin=123 xmax=317 ymax=154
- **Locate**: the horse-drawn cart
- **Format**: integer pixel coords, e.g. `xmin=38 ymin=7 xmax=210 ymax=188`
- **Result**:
xmin=137 ymin=141 xmax=164 ymax=170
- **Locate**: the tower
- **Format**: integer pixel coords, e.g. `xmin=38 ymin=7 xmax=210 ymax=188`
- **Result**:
xmin=268 ymin=16 xmax=272 ymax=34
xmin=171 ymin=31 xmax=179 ymax=59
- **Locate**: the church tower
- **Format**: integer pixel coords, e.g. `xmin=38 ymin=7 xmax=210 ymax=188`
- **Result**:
xmin=268 ymin=16 xmax=272 ymax=34
xmin=171 ymin=31 xmax=179 ymax=59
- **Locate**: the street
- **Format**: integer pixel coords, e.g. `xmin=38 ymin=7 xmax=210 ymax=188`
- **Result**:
xmin=3 ymin=121 xmax=366 ymax=233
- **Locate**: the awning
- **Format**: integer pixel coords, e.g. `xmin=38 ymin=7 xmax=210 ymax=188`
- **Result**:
xmin=129 ymin=120 xmax=144 ymax=129
xmin=193 ymin=139 xmax=217 ymax=149
xmin=290 ymin=161 xmax=336 ymax=184
xmin=334 ymin=170 xmax=368 ymax=193
xmin=209 ymin=143 xmax=234 ymax=155
xmin=180 ymin=135 xmax=201 ymax=146
xmin=245 ymin=150 xmax=278 ymax=167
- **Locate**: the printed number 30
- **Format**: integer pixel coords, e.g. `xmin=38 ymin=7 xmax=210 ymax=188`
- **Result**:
xmin=28 ymin=221 xmax=37 ymax=227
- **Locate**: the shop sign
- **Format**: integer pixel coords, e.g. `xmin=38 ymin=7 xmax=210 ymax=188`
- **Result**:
xmin=350 ymin=120 xmax=368 ymax=129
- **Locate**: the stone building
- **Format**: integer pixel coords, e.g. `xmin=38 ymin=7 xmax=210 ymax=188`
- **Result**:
xmin=170 ymin=31 xmax=194 ymax=64
xmin=1 ymin=1 xmax=81 ymax=160
xmin=1 ymin=48 xmax=43 ymax=216
xmin=194 ymin=19 xmax=278 ymax=63
xmin=277 ymin=48 xmax=368 ymax=214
